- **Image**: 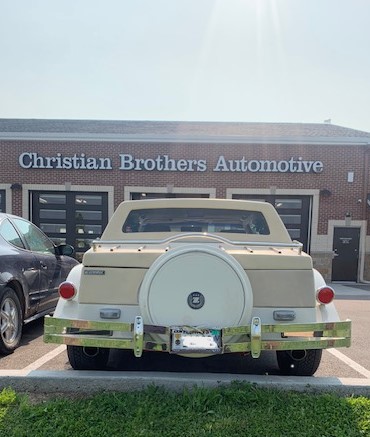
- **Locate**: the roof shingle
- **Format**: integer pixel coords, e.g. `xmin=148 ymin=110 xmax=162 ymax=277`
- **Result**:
xmin=0 ymin=119 xmax=369 ymax=144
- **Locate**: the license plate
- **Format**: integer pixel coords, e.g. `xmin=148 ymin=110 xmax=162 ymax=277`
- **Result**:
xmin=170 ymin=327 xmax=222 ymax=354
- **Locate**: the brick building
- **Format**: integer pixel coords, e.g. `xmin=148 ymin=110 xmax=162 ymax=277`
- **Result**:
xmin=1 ymin=118 xmax=370 ymax=282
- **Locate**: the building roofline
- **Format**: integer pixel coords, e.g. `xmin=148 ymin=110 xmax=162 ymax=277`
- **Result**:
xmin=1 ymin=132 xmax=369 ymax=145
xmin=1 ymin=119 xmax=370 ymax=145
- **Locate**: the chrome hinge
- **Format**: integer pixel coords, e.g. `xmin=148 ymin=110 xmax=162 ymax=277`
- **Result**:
xmin=251 ymin=317 xmax=262 ymax=359
xmin=134 ymin=316 xmax=144 ymax=357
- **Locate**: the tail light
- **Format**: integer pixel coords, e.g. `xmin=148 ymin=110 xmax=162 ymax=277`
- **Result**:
xmin=316 ymin=286 xmax=335 ymax=305
xmin=59 ymin=282 xmax=76 ymax=300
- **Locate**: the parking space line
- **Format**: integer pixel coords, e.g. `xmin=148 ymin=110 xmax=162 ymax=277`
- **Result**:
xmin=328 ymin=349 xmax=370 ymax=379
xmin=21 ymin=345 xmax=67 ymax=376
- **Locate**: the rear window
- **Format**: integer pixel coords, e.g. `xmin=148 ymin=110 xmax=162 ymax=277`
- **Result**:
xmin=122 ymin=208 xmax=269 ymax=235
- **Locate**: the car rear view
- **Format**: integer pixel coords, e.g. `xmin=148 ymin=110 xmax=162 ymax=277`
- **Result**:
xmin=44 ymin=199 xmax=351 ymax=375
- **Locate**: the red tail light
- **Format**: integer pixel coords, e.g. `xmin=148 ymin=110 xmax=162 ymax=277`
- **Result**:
xmin=316 ymin=286 xmax=335 ymax=305
xmin=59 ymin=282 xmax=76 ymax=300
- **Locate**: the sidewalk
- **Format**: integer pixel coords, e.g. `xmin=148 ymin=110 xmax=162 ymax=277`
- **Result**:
xmin=329 ymin=282 xmax=370 ymax=300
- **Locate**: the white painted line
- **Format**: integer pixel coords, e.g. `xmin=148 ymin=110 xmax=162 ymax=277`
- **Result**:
xmin=328 ymin=349 xmax=370 ymax=379
xmin=0 ymin=369 xmax=29 ymax=376
xmin=21 ymin=345 xmax=67 ymax=376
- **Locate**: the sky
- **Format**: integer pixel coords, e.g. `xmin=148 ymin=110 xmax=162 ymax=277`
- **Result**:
xmin=1 ymin=0 xmax=370 ymax=132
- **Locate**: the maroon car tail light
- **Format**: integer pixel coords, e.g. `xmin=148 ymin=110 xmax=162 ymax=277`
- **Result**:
xmin=59 ymin=282 xmax=76 ymax=300
xmin=316 ymin=286 xmax=335 ymax=305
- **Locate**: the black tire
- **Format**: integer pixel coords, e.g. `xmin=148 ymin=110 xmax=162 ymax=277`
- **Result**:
xmin=0 ymin=287 xmax=23 ymax=355
xmin=67 ymin=345 xmax=110 ymax=370
xmin=276 ymin=349 xmax=322 ymax=376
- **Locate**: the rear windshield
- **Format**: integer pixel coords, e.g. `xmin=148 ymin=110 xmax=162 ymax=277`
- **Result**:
xmin=122 ymin=208 xmax=269 ymax=235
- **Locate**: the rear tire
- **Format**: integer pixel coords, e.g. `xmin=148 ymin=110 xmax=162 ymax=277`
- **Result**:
xmin=0 ymin=287 xmax=23 ymax=354
xmin=67 ymin=345 xmax=110 ymax=370
xmin=276 ymin=349 xmax=322 ymax=376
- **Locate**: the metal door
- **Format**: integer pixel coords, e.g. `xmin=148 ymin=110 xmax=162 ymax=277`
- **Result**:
xmin=332 ymin=227 xmax=360 ymax=281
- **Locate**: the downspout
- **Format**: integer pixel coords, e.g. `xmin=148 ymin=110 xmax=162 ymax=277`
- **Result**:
xmin=360 ymin=144 xmax=370 ymax=283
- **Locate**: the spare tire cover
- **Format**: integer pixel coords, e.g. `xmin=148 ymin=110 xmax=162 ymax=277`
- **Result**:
xmin=139 ymin=245 xmax=253 ymax=328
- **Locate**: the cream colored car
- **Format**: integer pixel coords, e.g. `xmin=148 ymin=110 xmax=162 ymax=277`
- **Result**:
xmin=44 ymin=198 xmax=351 ymax=375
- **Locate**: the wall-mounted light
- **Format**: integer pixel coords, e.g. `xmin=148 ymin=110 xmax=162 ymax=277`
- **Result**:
xmin=345 ymin=212 xmax=351 ymax=226
xmin=320 ymin=189 xmax=332 ymax=197
xmin=10 ymin=183 xmax=22 ymax=190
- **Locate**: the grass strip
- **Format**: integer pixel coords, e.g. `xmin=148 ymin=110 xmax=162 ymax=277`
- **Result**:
xmin=0 ymin=383 xmax=370 ymax=437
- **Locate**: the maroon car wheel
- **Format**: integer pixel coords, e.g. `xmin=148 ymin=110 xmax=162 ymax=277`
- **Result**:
xmin=0 ymin=287 xmax=23 ymax=354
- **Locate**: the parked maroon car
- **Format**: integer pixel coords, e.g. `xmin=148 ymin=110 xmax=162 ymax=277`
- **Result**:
xmin=0 ymin=213 xmax=79 ymax=354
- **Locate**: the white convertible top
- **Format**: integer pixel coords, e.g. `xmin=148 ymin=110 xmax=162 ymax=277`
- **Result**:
xmin=101 ymin=198 xmax=292 ymax=244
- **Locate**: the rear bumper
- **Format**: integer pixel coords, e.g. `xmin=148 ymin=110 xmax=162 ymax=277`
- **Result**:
xmin=44 ymin=315 xmax=351 ymax=359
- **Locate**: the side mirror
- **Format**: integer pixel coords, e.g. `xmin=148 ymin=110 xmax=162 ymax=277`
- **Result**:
xmin=56 ymin=244 xmax=75 ymax=257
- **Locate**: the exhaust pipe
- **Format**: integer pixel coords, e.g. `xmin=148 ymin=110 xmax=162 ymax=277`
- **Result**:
xmin=290 ymin=350 xmax=307 ymax=361
xmin=82 ymin=347 xmax=100 ymax=358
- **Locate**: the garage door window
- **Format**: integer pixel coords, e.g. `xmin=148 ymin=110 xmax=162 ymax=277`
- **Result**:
xmin=232 ymin=194 xmax=311 ymax=252
xmin=0 ymin=190 xmax=5 ymax=212
xmin=31 ymin=191 xmax=108 ymax=254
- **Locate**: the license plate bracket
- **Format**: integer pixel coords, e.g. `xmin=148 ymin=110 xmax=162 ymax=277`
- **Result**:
xmin=170 ymin=327 xmax=222 ymax=354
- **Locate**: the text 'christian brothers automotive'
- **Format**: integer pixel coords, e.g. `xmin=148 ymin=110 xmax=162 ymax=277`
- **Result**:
xmin=44 ymin=199 xmax=351 ymax=376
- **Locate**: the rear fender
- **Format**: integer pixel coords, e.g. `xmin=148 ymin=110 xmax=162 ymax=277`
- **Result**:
xmin=313 ymin=268 xmax=340 ymax=322
xmin=53 ymin=264 xmax=83 ymax=318
xmin=313 ymin=268 xmax=326 ymax=289
xmin=65 ymin=263 xmax=83 ymax=291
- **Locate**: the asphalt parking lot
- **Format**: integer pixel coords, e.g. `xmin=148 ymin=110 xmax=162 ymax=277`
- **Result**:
xmin=1 ymin=283 xmax=370 ymax=396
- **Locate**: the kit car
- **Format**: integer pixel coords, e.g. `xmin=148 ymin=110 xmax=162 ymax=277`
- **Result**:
xmin=44 ymin=199 xmax=351 ymax=375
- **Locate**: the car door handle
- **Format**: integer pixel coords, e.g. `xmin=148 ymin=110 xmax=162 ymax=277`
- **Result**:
xmin=40 ymin=263 xmax=48 ymax=270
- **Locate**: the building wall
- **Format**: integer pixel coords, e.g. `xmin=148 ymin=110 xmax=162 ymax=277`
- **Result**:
xmin=1 ymin=138 xmax=370 ymax=282
xmin=2 ymin=140 xmax=366 ymax=209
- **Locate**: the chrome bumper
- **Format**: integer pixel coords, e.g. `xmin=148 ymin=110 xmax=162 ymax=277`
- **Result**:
xmin=44 ymin=315 xmax=351 ymax=359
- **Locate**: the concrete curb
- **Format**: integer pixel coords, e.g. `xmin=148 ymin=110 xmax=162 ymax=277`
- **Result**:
xmin=1 ymin=371 xmax=370 ymax=397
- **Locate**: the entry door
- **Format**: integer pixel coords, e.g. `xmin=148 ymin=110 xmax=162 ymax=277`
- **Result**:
xmin=332 ymin=227 xmax=360 ymax=281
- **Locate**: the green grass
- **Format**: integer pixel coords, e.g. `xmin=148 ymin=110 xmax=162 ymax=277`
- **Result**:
xmin=0 ymin=384 xmax=370 ymax=437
